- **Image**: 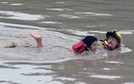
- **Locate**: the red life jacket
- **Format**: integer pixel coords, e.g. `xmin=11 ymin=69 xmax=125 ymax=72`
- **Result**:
xmin=70 ymin=41 xmax=89 ymax=53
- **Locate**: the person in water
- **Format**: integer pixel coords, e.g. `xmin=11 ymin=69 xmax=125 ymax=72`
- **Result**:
xmin=70 ymin=36 xmax=98 ymax=54
xmin=5 ymin=31 xmax=122 ymax=52
xmin=100 ymin=31 xmax=123 ymax=51
xmin=70 ymin=30 xmax=122 ymax=54
xmin=5 ymin=33 xmax=43 ymax=48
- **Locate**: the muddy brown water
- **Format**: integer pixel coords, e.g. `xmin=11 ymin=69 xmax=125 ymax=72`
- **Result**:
xmin=0 ymin=0 xmax=134 ymax=84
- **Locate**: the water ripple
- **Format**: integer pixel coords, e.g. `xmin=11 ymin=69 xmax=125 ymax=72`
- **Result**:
xmin=1 ymin=2 xmax=9 ymax=4
xmin=104 ymin=61 xmax=124 ymax=64
xmin=59 ymin=14 xmax=80 ymax=18
xmin=40 ymin=21 xmax=63 ymax=25
xmin=75 ymin=12 xmax=113 ymax=16
xmin=90 ymin=74 xmax=121 ymax=80
xmin=0 ymin=11 xmax=44 ymax=20
xmin=124 ymin=82 xmax=134 ymax=84
xmin=46 ymin=8 xmax=72 ymax=11
xmin=56 ymin=77 xmax=76 ymax=81
xmin=10 ymin=3 xmax=23 ymax=6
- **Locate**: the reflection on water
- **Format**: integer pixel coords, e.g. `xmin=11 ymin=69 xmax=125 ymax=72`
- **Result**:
xmin=0 ymin=0 xmax=134 ymax=84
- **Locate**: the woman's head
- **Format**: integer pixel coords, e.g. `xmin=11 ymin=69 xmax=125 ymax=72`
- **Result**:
xmin=82 ymin=36 xmax=97 ymax=51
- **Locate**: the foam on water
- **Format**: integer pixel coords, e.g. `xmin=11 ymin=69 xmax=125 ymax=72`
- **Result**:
xmin=1 ymin=2 xmax=9 ymax=4
xmin=40 ymin=21 xmax=63 ymax=24
xmin=120 ymin=47 xmax=132 ymax=53
xmin=104 ymin=61 xmax=124 ymax=64
xmin=0 ymin=22 xmax=47 ymax=30
xmin=59 ymin=14 xmax=81 ymax=18
xmin=46 ymin=8 xmax=72 ymax=11
xmin=0 ymin=22 xmax=63 ymax=32
xmin=88 ymin=30 xmax=134 ymax=35
xmin=89 ymin=30 xmax=106 ymax=34
xmin=63 ymin=29 xmax=95 ymax=36
xmin=55 ymin=2 xmax=66 ymax=4
xmin=66 ymin=29 xmax=134 ymax=36
xmin=90 ymin=74 xmax=121 ymax=80
xmin=10 ymin=3 xmax=23 ymax=6
xmin=102 ymin=68 xmax=111 ymax=71
xmin=75 ymin=12 xmax=113 ymax=16
xmin=124 ymin=82 xmax=134 ymax=84
xmin=0 ymin=11 xmax=44 ymax=20
xmin=119 ymin=30 xmax=134 ymax=34
xmin=56 ymin=77 xmax=76 ymax=81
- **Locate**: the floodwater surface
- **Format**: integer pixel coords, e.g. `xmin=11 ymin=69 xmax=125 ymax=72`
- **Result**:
xmin=0 ymin=0 xmax=134 ymax=84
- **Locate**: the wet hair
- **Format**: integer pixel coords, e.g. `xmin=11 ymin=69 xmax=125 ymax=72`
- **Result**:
xmin=82 ymin=36 xmax=97 ymax=47
xmin=72 ymin=36 xmax=97 ymax=54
